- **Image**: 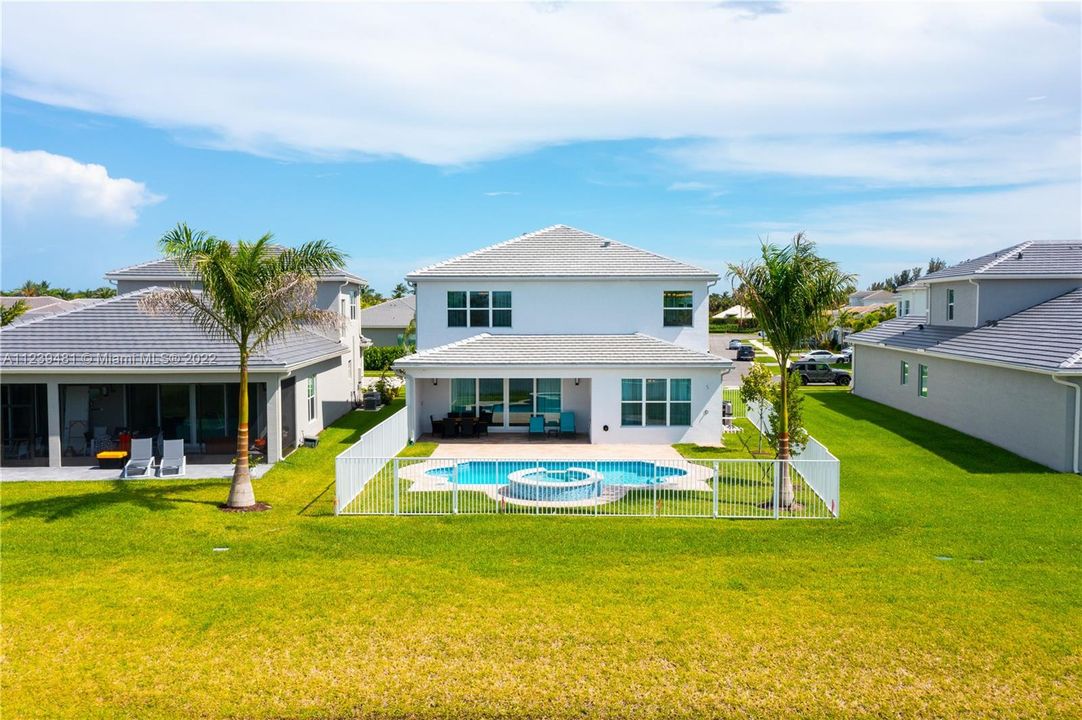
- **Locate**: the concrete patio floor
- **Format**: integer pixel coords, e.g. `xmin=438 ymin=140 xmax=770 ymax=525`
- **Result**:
xmin=0 ymin=463 xmax=272 ymax=482
xmin=427 ymin=440 xmax=683 ymax=460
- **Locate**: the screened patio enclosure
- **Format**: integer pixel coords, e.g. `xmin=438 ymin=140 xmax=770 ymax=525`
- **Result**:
xmin=34 ymin=382 xmax=268 ymax=466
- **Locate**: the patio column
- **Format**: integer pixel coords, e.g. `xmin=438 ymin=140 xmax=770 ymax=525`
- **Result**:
xmin=188 ymin=384 xmax=197 ymax=444
xmin=265 ymin=379 xmax=282 ymax=463
xmin=46 ymin=381 xmax=61 ymax=468
xmin=404 ymin=374 xmax=418 ymax=442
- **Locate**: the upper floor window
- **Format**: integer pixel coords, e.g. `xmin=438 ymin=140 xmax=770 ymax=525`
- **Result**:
xmin=903 ymin=299 xmax=910 ymax=316
xmin=918 ymin=364 xmax=928 ymax=397
xmin=349 ymin=291 xmax=357 ymax=320
xmin=447 ymin=291 xmax=512 ymax=328
xmin=946 ymin=289 xmax=955 ymax=321
xmin=663 ymin=291 xmax=694 ymax=327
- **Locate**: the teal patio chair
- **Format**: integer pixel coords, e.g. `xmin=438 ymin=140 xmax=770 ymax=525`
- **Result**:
xmin=559 ymin=411 xmax=576 ymax=437
xmin=528 ymin=415 xmax=545 ymax=440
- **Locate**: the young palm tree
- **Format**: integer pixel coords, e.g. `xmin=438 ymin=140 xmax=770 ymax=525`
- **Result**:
xmin=728 ymin=233 xmax=854 ymax=508
xmin=141 ymin=224 xmax=345 ymax=509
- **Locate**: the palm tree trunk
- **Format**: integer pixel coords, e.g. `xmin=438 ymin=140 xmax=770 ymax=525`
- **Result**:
xmin=777 ymin=359 xmax=794 ymax=508
xmin=227 ymin=352 xmax=256 ymax=508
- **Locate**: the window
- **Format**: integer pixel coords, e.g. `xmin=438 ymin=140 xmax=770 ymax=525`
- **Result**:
xmin=447 ymin=291 xmax=467 ymax=327
xmin=663 ymin=291 xmax=694 ymax=327
xmin=349 ymin=291 xmax=357 ymax=320
xmin=306 ymin=378 xmax=317 ymax=421
xmin=946 ymin=288 xmax=955 ymax=321
xmin=903 ymin=299 xmax=910 ymax=316
xmin=900 ymin=361 xmax=909 ymax=385
xmin=450 ymin=378 xmax=476 ymax=416
xmin=621 ymin=378 xmax=692 ymax=426
xmin=447 ymin=290 xmax=512 ymax=327
xmin=918 ymin=364 xmax=928 ymax=397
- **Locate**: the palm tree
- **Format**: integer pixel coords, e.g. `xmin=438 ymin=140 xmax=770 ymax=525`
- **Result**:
xmin=728 ymin=233 xmax=854 ymax=508
xmin=140 ymin=224 xmax=345 ymax=509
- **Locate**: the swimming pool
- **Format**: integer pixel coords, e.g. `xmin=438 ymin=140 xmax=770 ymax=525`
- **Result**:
xmin=425 ymin=460 xmax=686 ymax=486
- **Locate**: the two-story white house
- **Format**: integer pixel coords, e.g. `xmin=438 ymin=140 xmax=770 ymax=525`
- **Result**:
xmin=848 ymin=241 xmax=1082 ymax=473
xmin=0 ymin=251 xmax=366 ymax=469
xmin=394 ymin=225 xmax=732 ymax=445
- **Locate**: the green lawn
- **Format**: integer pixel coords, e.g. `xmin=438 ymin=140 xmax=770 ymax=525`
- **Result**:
xmin=2 ymin=390 xmax=1079 ymax=718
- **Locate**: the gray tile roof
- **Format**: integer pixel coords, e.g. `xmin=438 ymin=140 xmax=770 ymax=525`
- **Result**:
xmin=921 ymin=241 xmax=1082 ymax=282
xmin=0 ymin=288 xmax=348 ymax=371
xmin=406 ymin=225 xmax=717 ymax=280
xmin=105 ymin=250 xmax=366 ymax=285
xmin=848 ymin=288 xmax=1082 ymax=372
xmin=394 ymin=333 xmax=731 ymax=368
xmin=362 ymin=295 xmax=415 ymax=328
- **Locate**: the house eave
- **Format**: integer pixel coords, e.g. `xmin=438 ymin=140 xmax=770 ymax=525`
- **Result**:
xmin=850 ymin=339 xmax=1076 ymax=376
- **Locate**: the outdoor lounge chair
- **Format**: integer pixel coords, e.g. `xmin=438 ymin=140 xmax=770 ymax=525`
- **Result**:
xmin=158 ymin=439 xmax=187 ymax=478
xmin=560 ymin=411 xmax=576 ymax=437
xmin=121 ymin=438 xmax=155 ymax=478
xmin=528 ymin=415 xmax=545 ymax=440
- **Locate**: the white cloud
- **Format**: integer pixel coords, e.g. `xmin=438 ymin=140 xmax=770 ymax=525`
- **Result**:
xmin=483 ymin=191 xmax=521 ymax=196
xmin=1 ymin=147 xmax=163 ymax=225
xmin=667 ymin=181 xmax=714 ymax=192
xmin=1 ymin=2 xmax=1077 ymax=188
xmin=732 ymin=181 xmax=1082 ymax=283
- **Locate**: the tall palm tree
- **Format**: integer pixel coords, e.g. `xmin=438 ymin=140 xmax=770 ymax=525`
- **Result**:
xmin=728 ymin=233 xmax=854 ymax=508
xmin=140 ymin=224 xmax=345 ymax=509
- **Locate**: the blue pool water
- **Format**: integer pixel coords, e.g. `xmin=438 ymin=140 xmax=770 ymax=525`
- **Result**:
xmin=425 ymin=460 xmax=685 ymax=486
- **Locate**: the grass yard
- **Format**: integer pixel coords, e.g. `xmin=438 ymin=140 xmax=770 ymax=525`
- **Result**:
xmin=2 ymin=390 xmax=1080 ymax=718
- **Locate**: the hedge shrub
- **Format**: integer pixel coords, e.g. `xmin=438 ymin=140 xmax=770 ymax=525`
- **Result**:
xmin=364 ymin=345 xmax=412 ymax=371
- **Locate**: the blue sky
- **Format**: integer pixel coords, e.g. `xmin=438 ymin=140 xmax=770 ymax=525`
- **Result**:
xmin=2 ymin=2 xmax=1079 ymax=294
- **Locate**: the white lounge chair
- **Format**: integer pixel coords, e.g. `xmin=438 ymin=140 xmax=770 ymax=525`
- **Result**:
xmin=158 ymin=439 xmax=187 ymax=478
xmin=121 ymin=438 xmax=155 ymax=478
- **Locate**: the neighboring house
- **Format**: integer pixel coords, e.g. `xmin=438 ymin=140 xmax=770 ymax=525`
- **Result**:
xmin=848 ymin=240 xmax=1082 ymax=473
xmin=847 ymin=289 xmax=895 ymax=307
xmin=712 ymin=304 xmax=754 ymax=322
xmin=1 ymin=296 xmax=105 ymax=325
xmin=361 ymin=295 xmax=415 ymax=346
xmin=394 ymin=225 xmax=732 ymax=444
xmin=0 ymin=253 xmax=366 ymax=468
xmin=893 ymin=282 xmax=928 ymax=317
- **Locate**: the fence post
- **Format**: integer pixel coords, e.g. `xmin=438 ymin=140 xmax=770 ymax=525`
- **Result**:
xmin=773 ymin=461 xmax=781 ymax=520
xmin=452 ymin=461 xmax=459 ymax=515
xmin=652 ymin=463 xmax=658 ymax=517
xmin=712 ymin=461 xmax=719 ymax=519
xmin=393 ymin=458 xmax=400 ymax=516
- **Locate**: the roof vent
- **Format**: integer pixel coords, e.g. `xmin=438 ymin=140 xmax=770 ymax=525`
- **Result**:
xmin=601 ymin=240 xmax=611 ymax=248
xmin=917 ymin=323 xmax=924 ymax=331
xmin=1016 ymin=251 xmax=1023 ymax=260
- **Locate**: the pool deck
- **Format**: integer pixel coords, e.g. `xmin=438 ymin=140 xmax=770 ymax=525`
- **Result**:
xmin=430 ymin=442 xmax=684 ymax=461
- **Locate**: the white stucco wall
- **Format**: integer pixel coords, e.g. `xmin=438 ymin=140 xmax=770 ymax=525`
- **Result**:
xmin=895 ymin=287 xmax=927 ymax=317
xmin=927 ymin=281 xmax=979 ymax=328
xmin=852 ymin=345 xmax=1077 ymax=472
xmin=286 ymin=355 xmax=355 ymax=447
xmin=414 ymin=279 xmax=712 ymax=352
xmin=973 ymin=278 xmax=1081 ymax=325
xmin=404 ymin=365 xmax=723 ymax=445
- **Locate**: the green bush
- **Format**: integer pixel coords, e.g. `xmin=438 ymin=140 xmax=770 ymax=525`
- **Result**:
xmin=364 ymin=345 xmax=411 ymax=371
xmin=709 ymin=321 xmax=759 ymax=334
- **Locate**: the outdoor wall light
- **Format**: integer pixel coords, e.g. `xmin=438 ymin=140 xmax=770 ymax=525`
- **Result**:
xmin=574 ymin=378 xmax=580 ymax=386
xmin=432 ymin=379 xmax=438 ymax=386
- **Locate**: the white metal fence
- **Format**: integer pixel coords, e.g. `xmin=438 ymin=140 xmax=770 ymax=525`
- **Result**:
xmin=335 ymin=407 xmax=408 ymax=513
xmin=744 ymin=397 xmax=840 ymax=517
xmin=334 ymin=402 xmax=839 ymax=519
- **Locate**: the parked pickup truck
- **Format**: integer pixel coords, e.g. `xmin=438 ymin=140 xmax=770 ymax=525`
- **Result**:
xmin=789 ymin=360 xmax=851 ymax=386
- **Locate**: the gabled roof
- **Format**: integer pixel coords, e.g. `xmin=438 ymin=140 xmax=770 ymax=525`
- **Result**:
xmin=848 ymin=288 xmax=1082 ymax=373
xmin=105 ymin=249 xmax=366 ymax=285
xmin=920 ymin=241 xmax=1082 ymax=282
xmin=0 ymin=288 xmax=347 ymax=372
xmin=406 ymin=225 xmax=717 ymax=280
xmin=362 ymin=295 xmax=415 ymax=328
xmin=394 ymin=333 xmax=730 ymax=368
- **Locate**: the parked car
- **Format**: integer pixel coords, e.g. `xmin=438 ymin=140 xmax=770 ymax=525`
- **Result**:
xmin=800 ymin=349 xmax=846 ymax=364
xmin=736 ymin=345 xmax=756 ymax=361
xmin=790 ymin=360 xmax=851 ymax=385
xmin=728 ymin=338 xmax=744 ymax=350
xmin=838 ymin=347 xmax=853 ymax=363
